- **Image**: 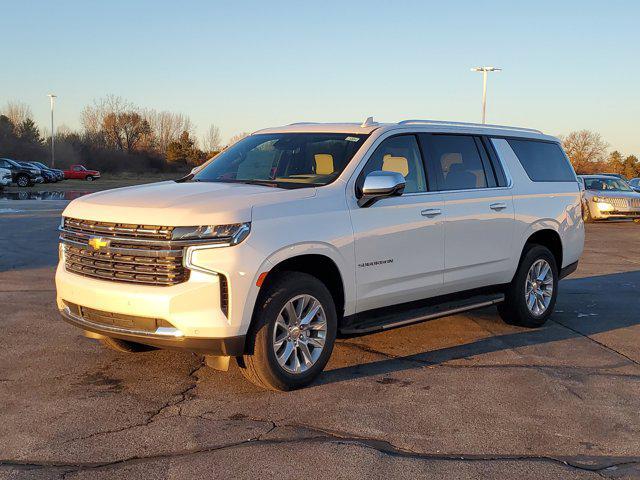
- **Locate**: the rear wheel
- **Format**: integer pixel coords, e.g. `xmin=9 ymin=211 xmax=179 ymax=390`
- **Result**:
xmin=498 ymin=245 xmax=558 ymax=328
xmin=238 ymin=272 xmax=337 ymax=391
xmin=100 ymin=337 xmax=157 ymax=353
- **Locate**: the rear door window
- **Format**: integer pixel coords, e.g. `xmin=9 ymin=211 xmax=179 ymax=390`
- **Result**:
xmin=506 ymin=139 xmax=575 ymax=182
xmin=420 ymin=135 xmax=491 ymax=191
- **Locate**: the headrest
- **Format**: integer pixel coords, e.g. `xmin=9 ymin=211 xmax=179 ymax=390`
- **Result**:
xmin=382 ymin=154 xmax=409 ymax=177
xmin=441 ymin=153 xmax=463 ymax=173
xmin=314 ymin=154 xmax=334 ymax=175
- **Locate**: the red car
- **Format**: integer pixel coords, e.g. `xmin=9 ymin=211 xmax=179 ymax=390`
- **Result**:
xmin=64 ymin=165 xmax=101 ymax=181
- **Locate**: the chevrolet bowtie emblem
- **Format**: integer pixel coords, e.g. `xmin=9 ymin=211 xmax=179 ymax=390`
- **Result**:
xmin=88 ymin=236 xmax=109 ymax=251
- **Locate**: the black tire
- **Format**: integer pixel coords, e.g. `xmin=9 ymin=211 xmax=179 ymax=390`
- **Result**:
xmin=16 ymin=175 xmax=30 ymax=187
xmin=498 ymin=245 xmax=558 ymax=328
xmin=100 ymin=337 xmax=157 ymax=353
xmin=238 ymin=272 xmax=337 ymax=391
xmin=582 ymin=201 xmax=593 ymax=223
xmin=86 ymin=175 xmax=95 ymax=181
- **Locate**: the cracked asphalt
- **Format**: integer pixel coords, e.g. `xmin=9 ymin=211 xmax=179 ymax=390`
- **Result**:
xmin=1 ymin=199 xmax=640 ymax=479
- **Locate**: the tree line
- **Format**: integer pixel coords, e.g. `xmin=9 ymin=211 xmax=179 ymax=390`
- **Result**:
xmin=560 ymin=130 xmax=639 ymax=178
xmin=0 ymin=97 xmax=250 ymax=174
xmin=1 ymin=97 xmax=638 ymax=178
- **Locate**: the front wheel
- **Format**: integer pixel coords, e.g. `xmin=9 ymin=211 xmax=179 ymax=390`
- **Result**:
xmin=238 ymin=272 xmax=337 ymax=391
xmin=498 ymin=245 xmax=558 ymax=328
xmin=86 ymin=175 xmax=95 ymax=181
xmin=16 ymin=175 xmax=30 ymax=187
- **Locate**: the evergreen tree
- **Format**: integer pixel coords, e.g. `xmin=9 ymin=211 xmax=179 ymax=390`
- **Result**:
xmin=16 ymin=118 xmax=43 ymax=145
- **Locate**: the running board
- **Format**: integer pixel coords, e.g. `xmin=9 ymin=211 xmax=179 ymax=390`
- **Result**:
xmin=340 ymin=292 xmax=505 ymax=335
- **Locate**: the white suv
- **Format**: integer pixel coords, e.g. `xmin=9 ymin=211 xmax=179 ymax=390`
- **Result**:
xmin=56 ymin=119 xmax=584 ymax=390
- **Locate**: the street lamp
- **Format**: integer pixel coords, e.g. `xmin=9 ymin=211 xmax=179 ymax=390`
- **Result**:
xmin=47 ymin=94 xmax=57 ymax=168
xmin=470 ymin=66 xmax=501 ymax=124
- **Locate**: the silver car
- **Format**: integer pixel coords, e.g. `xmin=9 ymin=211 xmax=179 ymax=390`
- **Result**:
xmin=578 ymin=175 xmax=640 ymax=222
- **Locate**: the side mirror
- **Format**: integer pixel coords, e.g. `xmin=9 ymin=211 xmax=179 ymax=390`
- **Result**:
xmin=358 ymin=170 xmax=406 ymax=207
xmin=190 ymin=166 xmax=201 ymax=176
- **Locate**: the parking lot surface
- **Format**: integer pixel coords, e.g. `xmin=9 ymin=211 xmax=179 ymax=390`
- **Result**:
xmin=1 ymin=200 xmax=639 ymax=479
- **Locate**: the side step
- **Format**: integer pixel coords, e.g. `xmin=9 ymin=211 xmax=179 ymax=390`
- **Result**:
xmin=340 ymin=292 xmax=505 ymax=335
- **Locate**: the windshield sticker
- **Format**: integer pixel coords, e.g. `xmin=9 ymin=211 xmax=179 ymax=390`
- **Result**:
xmin=345 ymin=136 xmax=360 ymax=142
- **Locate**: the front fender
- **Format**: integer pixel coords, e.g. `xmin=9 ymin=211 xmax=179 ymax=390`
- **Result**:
xmin=239 ymin=241 xmax=356 ymax=334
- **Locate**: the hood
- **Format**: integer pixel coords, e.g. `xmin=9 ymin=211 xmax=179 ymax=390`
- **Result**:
xmin=585 ymin=190 xmax=640 ymax=199
xmin=62 ymin=180 xmax=316 ymax=226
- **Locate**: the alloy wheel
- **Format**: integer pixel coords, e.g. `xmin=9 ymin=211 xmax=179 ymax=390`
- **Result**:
xmin=524 ymin=259 xmax=554 ymax=316
xmin=272 ymin=294 xmax=327 ymax=374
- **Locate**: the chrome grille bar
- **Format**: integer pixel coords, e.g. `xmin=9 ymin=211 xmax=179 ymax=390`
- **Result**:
xmin=61 ymin=217 xmax=191 ymax=287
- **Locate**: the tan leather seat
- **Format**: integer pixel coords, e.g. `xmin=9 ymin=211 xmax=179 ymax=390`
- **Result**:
xmin=314 ymin=154 xmax=334 ymax=175
xmin=382 ymin=155 xmax=409 ymax=177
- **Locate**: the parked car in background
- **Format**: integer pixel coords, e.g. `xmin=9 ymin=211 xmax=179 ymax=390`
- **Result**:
xmin=628 ymin=177 xmax=640 ymax=192
xmin=56 ymin=119 xmax=584 ymax=390
xmin=599 ymin=173 xmax=627 ymax=180
xmin=30 ymin=161 xmax=64 ymax=182
xmin=19 ymin=162 xmax=56 ymax=183
xmin=579 ymin=174 xmax=640 ymax=221
xmin=64 ymin=165 xmax=101 ymax=181
xmin=0 ymin=158 xmax=43 ymax=187
xmin=0 ymin=167 xmax=11 ymax=189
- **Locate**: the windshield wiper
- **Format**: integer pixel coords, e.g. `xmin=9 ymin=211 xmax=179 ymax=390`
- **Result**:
xmin=212 ymin=179 xmax=281 ymax=188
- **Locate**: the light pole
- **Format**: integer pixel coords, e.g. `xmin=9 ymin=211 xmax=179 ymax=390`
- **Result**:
xmin=48 ymin=94 xmax=57 ymax=167
xmin=470 ymin=66 xmax=501 ymax=124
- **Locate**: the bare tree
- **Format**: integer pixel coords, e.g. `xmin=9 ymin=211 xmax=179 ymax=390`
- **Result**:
xmin=81 ymin=95 xmax=133 ymax=144
xmin=202 ymin=124 xmax=222 ymax=152
xmin=2 ymin=100 xmax=33 ymax=130
xmin=560 ymin=130 xmax=609 ymax=171
xmin=143 ymin=109 xmax=193 ymax=154
xmin=227 ymin=131 xmax=251 ymax=147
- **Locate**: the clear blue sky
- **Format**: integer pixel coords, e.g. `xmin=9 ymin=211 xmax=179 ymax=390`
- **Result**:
xmin=1 ymin=0 xmax=639 ymax=154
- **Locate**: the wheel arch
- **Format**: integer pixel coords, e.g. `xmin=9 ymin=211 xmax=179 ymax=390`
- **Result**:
xmin=521 ymin=227 xmax=563 ymax=271
xmin=255 ymin=253 xmax=347 ymax=325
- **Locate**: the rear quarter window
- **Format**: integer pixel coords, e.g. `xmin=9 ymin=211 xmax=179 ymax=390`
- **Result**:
xmin=507 ymin=139 xmax=575 ymax=182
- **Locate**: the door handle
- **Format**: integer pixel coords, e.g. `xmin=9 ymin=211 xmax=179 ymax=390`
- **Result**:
xmin=421 ymin=208 xmax=442 ymax=217
xmin=489 ymin=202 xmax=507 ymax=211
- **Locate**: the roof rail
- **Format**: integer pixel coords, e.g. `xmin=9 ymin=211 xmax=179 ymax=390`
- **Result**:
xmin=397 ymin=119 xmax=543 ymax=134
xmin=287 ymin=122 xmax=320 ymax=126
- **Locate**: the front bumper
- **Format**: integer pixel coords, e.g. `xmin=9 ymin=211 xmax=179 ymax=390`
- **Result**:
xmin=59 ymin=304 xmax=245 ymax=355
xmin=56 ymin=260 xmax=246 ymax=342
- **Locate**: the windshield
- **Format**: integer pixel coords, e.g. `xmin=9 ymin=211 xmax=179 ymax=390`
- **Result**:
xmin=192 ymin=133 xmax=369 ymax=188
xmin=584 ymin=177 xmax=633 ymax=192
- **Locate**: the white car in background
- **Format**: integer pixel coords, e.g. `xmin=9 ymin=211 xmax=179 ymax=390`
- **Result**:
xmin=578 ymin=175 xmax=640 ymax=221
xmin=56 ymin=118 xmax=585 ymax=390
xmin=0 ymin=167 xmax=11 ymax=188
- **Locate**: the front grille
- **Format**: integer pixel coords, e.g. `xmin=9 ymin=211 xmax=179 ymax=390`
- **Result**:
xmin=60 ymin=218 xmax=189 ymax=286
xmin=607 ymin=197 xmax=629 ymax=210
xmin=64 ymin=218 xmax=174 ymax=240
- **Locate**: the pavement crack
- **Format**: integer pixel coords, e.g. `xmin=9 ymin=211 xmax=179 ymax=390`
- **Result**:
xmin=60 ymin=357 xmax=205 ymax=446
xmin=4 ymin=423 xmax=639 ymax=477
xmin=551 ymin=319 xmax=640 ymax=368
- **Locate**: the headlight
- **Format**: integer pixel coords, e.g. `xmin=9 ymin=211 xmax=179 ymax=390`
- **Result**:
xmin=592 ymin=196 xmax=604 ymax=203
xmin=172 ymin=223 xmax=251 ymax=245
